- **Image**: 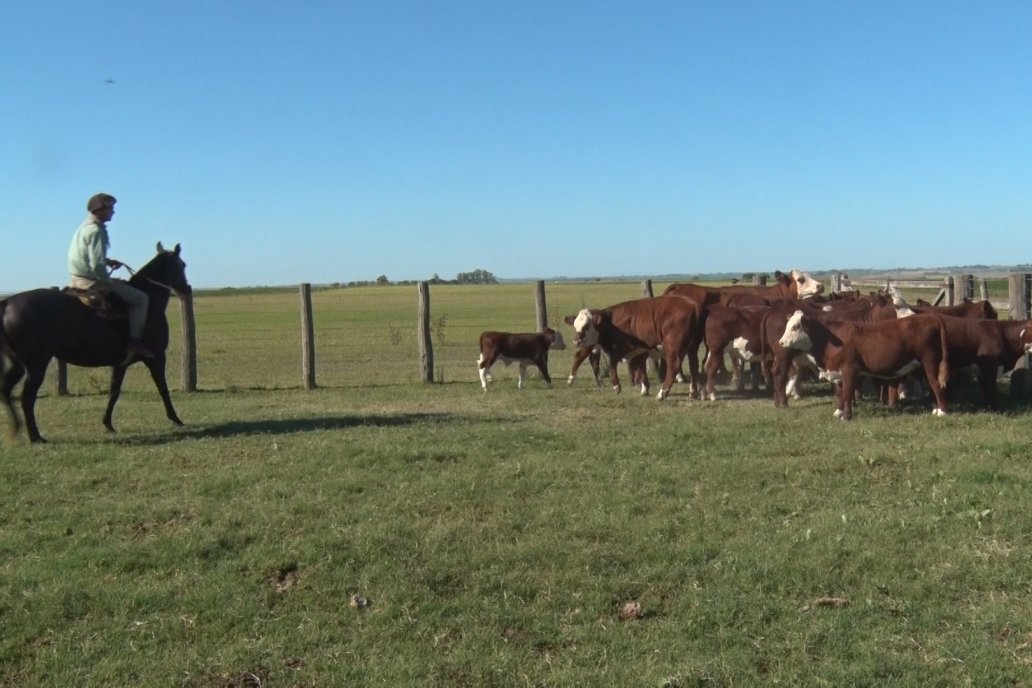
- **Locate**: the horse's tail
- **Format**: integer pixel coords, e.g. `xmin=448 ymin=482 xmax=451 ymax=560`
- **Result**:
xmin=0 ymin=297 xmax=21 ymax=443
xmin=0 ymin=298 xmax=13 ymax=443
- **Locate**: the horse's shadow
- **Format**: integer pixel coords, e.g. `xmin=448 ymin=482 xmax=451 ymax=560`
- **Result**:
xmin=109 ymin=411 xmax=469 ymax=446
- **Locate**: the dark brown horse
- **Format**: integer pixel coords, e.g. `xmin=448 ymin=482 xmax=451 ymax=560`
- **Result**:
xmin=1 ymin=242 xmax=191 ymax=443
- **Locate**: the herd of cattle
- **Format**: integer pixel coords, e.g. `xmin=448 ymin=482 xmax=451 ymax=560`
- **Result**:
xmin=476 ymin=269 xmax=1032 ymax=419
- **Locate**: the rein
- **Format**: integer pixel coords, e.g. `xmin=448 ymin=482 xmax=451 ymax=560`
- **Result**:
xmin=120 ymin=263 xmax=182 ymax=295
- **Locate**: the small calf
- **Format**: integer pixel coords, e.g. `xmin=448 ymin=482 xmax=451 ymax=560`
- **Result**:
xmin=477 ymin=328 xmax=566 ymax=390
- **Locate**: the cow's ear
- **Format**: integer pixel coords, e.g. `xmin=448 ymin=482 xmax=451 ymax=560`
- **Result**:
xmin=593 ymin=311 xmax=604 ymax=326
xmin=563 ymin=315 xmax=576 ymax=326
xmin=774 ymin=270 xmax=785 ymax=279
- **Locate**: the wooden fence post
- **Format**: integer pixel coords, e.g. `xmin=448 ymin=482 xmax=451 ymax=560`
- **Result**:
xmin=944 ymin=275 xmax=956 ymax=306
xmin=952 ymin=273 xmax=973 ymax=301
xmin=180 ymin=292 xmax=197 ymax=392
xmin=418 ymin=281 xmax=434 ymax=383
xmin=56 ymin=360 xmax=69 ymax=396
xmin=1008 ymin=273 xmax=1031 ymax=320
xmin=753 ymin=274 xmax=767 ymax=286
xmin=641 ymin=279 xmax=659 ymax=378
xmin=534 ymin=280 xmax=548 ymax=332
xmin=299 ymin=283 xmax=316 ymax=389
xmin=1006 ymin=273 xmax=1032 ymax=400
xmin=830 ymin=274 xmax=842 ymax=293
xmin=979 ymin=278 xmax=989 ymax=302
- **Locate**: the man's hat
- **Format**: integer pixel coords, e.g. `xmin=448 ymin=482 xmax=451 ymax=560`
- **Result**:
xmin=87 ymin=193 xmax=117 ymax=213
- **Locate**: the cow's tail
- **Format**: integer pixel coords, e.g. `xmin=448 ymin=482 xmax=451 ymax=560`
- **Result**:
xmin=937 ymin=315 xmax=950 ymax=390
xmin=758 ymin=311 xmax=772 ymax=382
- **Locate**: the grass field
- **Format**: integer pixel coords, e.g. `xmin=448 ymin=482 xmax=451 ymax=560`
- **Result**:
xmin=3 ymin=282 xmax=1032 ymax=686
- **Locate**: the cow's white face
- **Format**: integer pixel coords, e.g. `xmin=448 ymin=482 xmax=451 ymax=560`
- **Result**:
xmin=792 ymin=269 xmax=825 ymax=298
xmin=888 ymin=284 xmax=916 ymax=318
xmin=1021 ymin=327 xmax=1032 ymax=353
xmin=572 ymin=308 xmax=599 ymax=348
xmin=550 ymin=330 xmax=567 ymax=351
xmin=779 ymin=310 xmax=812 ymax=350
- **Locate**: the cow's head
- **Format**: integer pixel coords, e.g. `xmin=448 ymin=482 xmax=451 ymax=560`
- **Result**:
xmin=544 ymin=327 xmax=567 ymax=351
xmin=778 ymin=310 xmax=813 ymax=350
xmin=567 ymin=308 xmax=600 ymax=348
xmin=887 ymin=284 xmax=917 ymax=318
xmin=791 ymin=269 xmax=824 ymax=298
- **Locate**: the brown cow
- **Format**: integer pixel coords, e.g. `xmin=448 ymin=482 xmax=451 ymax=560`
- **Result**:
xmin=935 ymin=315 xmax=1032 ymax=409
xmin=568 ymin=295 xmax=702 ymax=399
xmin=663 ymin=269 xmax=825 ymax=306
xmin=776 ymin=310 xmax=951 ymax=420
xmin=700 ymin=304 xmax=772 ymax=400
xmin=913 ymin=299 xmax=998 ymax=320
xmin=477 ymin=328 xmax=566 ymax=390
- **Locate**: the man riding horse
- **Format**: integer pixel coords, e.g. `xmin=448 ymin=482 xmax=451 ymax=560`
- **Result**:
xmin=68 ymin=193 xmax=154 ymax=359
xmin=1 ymin=193 xmax=191 ymax=443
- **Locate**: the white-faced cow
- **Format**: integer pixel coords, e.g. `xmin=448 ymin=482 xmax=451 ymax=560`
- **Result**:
xmin=752 ymin=299 xmax=898 ymax=406
xmin=568 ymin=295 xmax=702 ymax=400
xmin=477 ymin=328 xmax=566 ymax=390
xmin=777 ymin=310 xmax=951 ymax=420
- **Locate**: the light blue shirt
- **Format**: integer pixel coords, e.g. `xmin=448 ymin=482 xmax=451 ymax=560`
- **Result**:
xmin=68 ymin=215 xmax=111 ymax=281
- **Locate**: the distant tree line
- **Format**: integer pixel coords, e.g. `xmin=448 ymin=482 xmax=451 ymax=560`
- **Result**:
xmin=342 ymin=268 xmax=498 ymax=288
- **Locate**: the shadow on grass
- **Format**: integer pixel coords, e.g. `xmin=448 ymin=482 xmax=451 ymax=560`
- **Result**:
xmin=110 ymin=411 xmax=484 ymax=445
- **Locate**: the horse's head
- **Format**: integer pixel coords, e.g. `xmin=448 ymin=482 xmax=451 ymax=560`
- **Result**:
xmin=134 ymin=242 xmax=192 ymax=297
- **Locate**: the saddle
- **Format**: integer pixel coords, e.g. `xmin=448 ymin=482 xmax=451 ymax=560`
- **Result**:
xmin=62 ymin=286 xmax=128 ymax=321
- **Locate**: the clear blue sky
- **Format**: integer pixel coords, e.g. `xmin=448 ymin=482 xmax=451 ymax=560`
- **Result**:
xmin=4 ymin=1 xmax=1031 ymax=290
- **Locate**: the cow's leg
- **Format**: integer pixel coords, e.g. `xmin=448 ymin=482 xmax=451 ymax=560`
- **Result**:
xmin=609 ymin=355 xmax=623 ymax=393
xmin=626 ymin=355 xmax=649 ymax=396
xmin=704 ymin=350 xmax=720 ymax=401
xmin=749 ymin=362 xmax=761 ymax=391
xmin=517 ymin=363 xmax=527 ymax=389
xmin=785 ymin=362 xmax=802 ymax=400
xmin=921 ymin=358 xmax=948 ymax=417
xmin=477 ymin=353 xmax=494 ymax=390
xmin=838 ymin=367 xmax=857 ymax=420
xmin=686 ymin=347 xmax=701 ymax=399
xmin=656 ymin=349 xmax=681 ymax=400
xmin=978 ymin=361 xmax=999 ymax=410
xmin=589 ymin=348 xmax=603 ymax=386
xmin=535 ymin=356 xmax=553 ymax=387
xmin=771 ymin=354 xmax=791 ymax=408
xmin=567 ymin=347 xmax=593 ymax=386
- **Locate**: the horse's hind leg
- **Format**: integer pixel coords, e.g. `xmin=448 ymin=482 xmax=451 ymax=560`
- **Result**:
xmin=143 ymin=357 xmax=183 ymax=426
xmin=103 ymin=365 xmax=129 ymax=433
xmin=2 ymin=359 xmax=25 ymax=438
xmin=18 ymin=365 xmax=48 ymax=443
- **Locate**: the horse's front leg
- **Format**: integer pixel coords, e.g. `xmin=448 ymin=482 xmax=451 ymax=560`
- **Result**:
xmin=144 ymin=356 xmax=184 ymax=426
xmin=103 ymin=365 xmax=130 ymax=433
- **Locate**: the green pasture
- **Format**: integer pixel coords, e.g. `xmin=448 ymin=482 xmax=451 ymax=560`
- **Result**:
xmin=3 ymin=282 xmax=1032 ymax=686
